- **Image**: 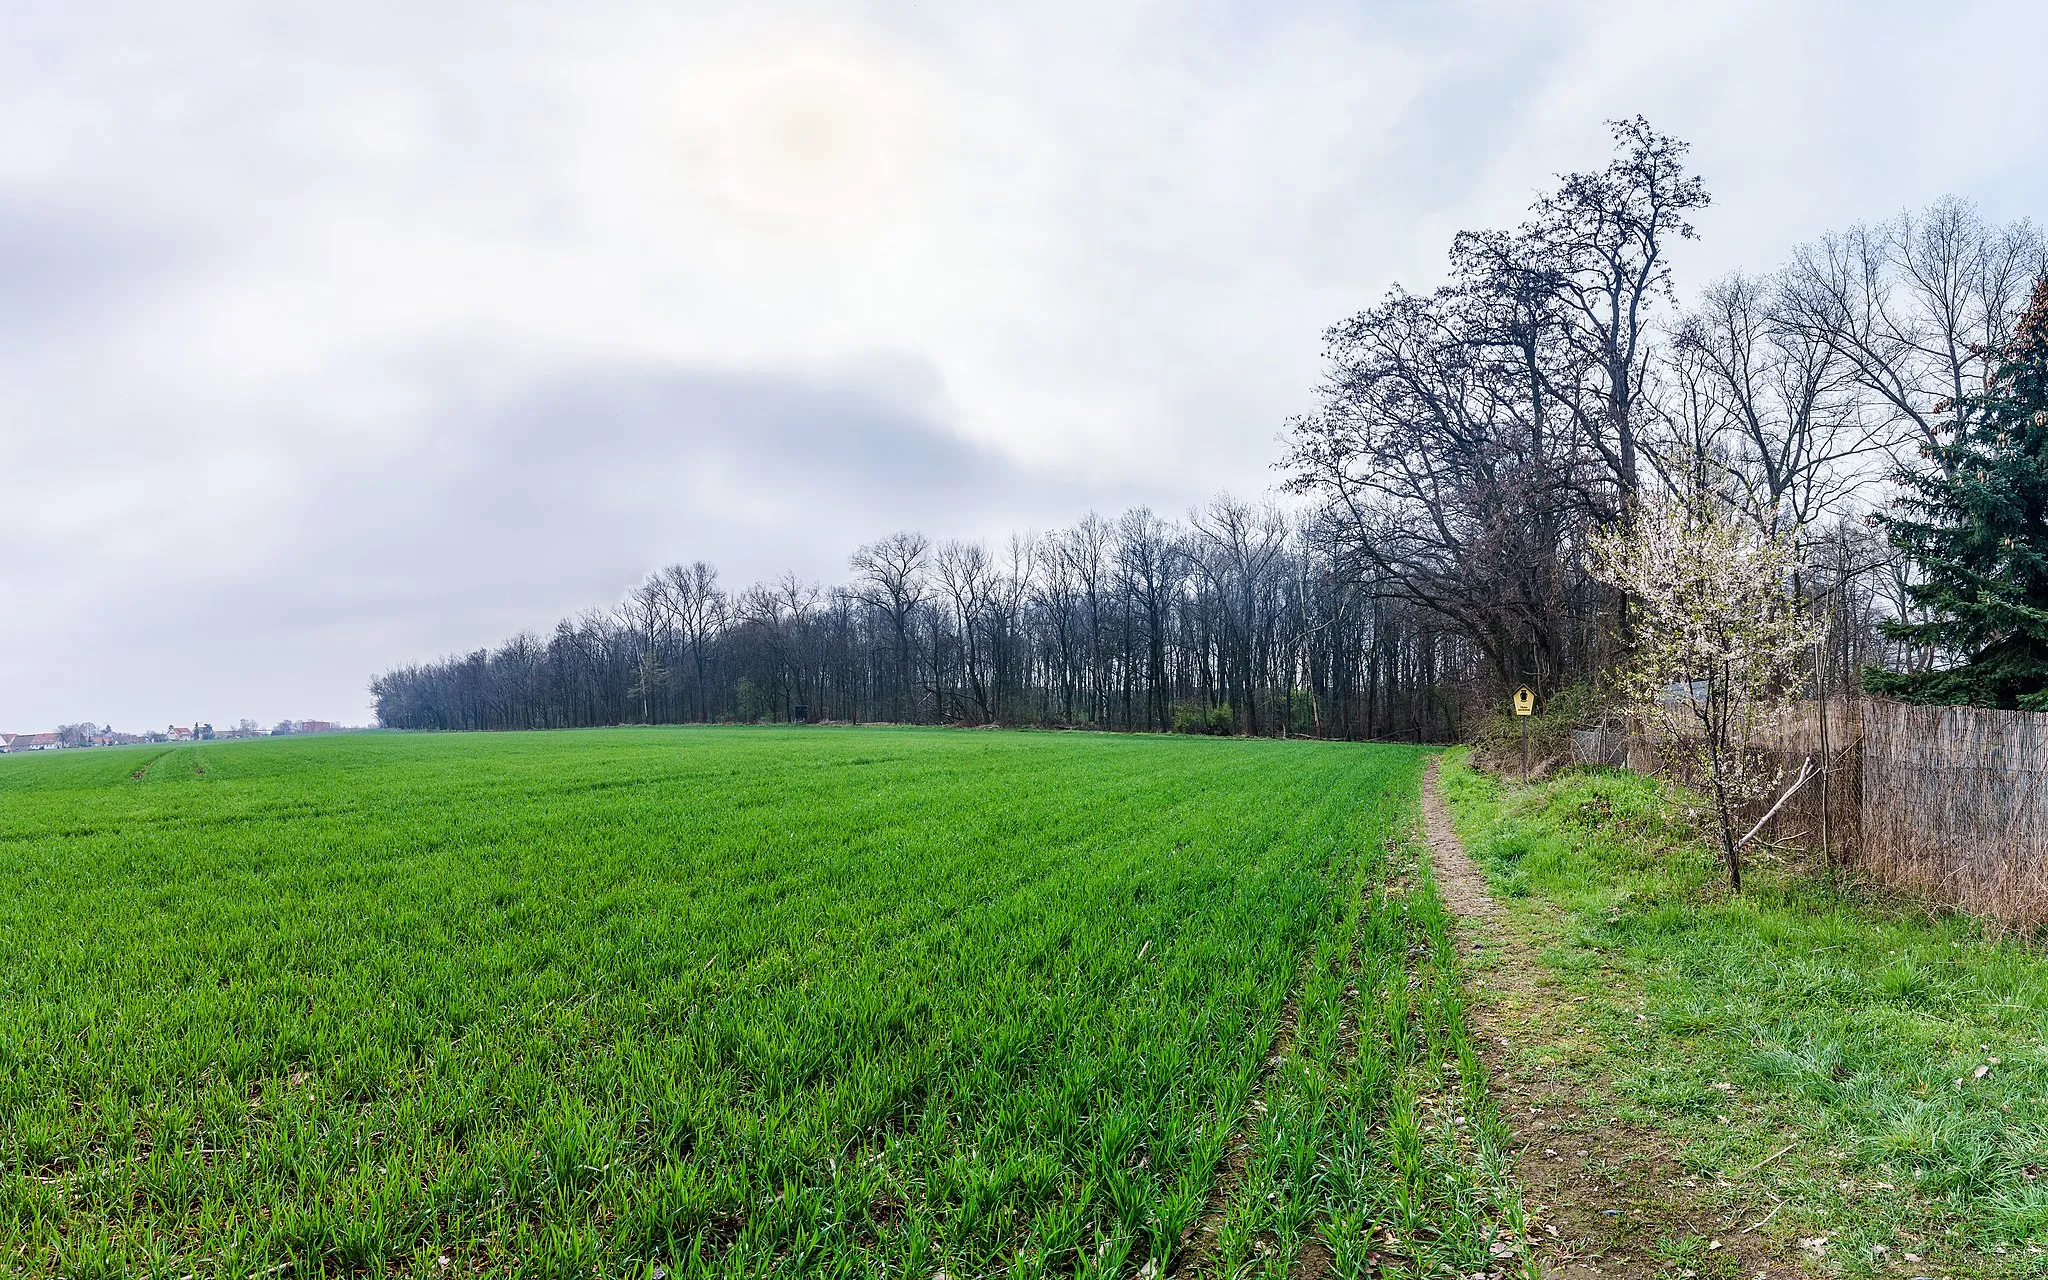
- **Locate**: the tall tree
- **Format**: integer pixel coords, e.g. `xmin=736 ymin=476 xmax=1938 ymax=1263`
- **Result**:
xmin=1455 ymin=116 xmax=1710 ymax=506
xmin=935 ymin=539 xmax=997 ymax=722
xmin=660 ymin=561 xmax=727 ymax=722
xmin=850 ymin=532 xmax=932 ymax=722
xmin=1289 ymin=119 xmax=1706 ymax=704
xmin=1667 ymin=271 xmax=1885 ymax=533
xmin=1777 ymin=198 xmax=2046 ymax=466
xmin=1867 ymin=276 xmax=2048 ymax=709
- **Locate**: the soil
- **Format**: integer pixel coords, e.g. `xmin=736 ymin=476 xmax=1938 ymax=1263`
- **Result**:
xmin=1421 ymin=759 xmax=1810 ymax=1280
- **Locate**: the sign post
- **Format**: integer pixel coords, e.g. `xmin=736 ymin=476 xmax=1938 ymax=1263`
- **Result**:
xmin=1512 ymin=686 xmax=1535 ymax=782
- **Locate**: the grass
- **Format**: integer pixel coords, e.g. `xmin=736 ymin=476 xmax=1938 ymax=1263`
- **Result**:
xmin=0 ymin=727 xmax=1522 ymax=1278
xmin=1440 ymin=748 xmax=2048 ymax=1278
xmin=1206 ymin=836 xmax=1526 ymax=1279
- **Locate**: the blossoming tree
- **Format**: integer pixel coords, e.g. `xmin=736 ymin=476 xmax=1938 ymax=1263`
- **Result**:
xmin=1589 ymin=483 xmax=1816 ymax=891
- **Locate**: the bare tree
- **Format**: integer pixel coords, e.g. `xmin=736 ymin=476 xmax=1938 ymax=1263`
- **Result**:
xmin=660 ymin=561 xmax=727 ymax=722
xmin=850 ymin=532 xmax=932 ymax=723
xmin=1777 ymin=198 xmax=2046 ymax=464
xmin=1189 ymin=498 xmax=1289 ymax=735
xmin=1664 ymin=271 xmax=1888 ymax=533
xmin=1034 ymin=531 xmax=1085 ymax=723
xmin=1455 ymin=116 xmax=1710 ymax=505
xmin=934 ymin=539 xmax=997 ymax=722
xmin=1286 ymin=284 xmax=1594 ymax=698
xmin=1116 ymin=509 xmax=1182 ymax=731
xmin=991 ymin=533 xmax=1037 ymax=723
xmin=1062 ymin=514 xmax=1114 ymax=724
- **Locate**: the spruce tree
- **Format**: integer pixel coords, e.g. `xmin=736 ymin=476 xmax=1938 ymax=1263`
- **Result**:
xmin=1867 ymin=275 xmax=2048 ymax=709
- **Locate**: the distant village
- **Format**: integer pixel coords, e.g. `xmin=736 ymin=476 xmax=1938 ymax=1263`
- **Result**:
xmin=0 ymin=720 xmax=348 ymax=752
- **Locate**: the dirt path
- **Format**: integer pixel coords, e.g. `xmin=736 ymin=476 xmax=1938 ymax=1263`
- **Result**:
xmin=1422 ymin=760 xmax=1807 ymax=1280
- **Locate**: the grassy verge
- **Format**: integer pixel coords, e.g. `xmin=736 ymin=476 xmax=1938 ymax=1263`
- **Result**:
xmin=1440 ymin=748 xmax=2048 ymax=1278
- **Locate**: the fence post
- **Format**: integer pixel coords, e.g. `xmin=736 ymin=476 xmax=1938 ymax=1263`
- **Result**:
xmin=1816 ymin=652 xmax=1831 ymax=868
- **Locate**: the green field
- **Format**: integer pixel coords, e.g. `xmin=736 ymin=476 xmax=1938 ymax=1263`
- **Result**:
xmin=0 ymin=729 xmax=1519 ymax=1278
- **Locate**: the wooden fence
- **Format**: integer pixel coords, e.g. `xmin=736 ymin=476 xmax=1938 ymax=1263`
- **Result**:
xmin=1573 ymin=697 xmax=2048 ymax=930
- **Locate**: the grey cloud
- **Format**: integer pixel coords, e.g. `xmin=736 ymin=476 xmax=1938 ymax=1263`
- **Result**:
xmin=9 ymin=361 xmax=1143 ymax=727
xmin=323 ymin=361 xmax=1105 ymax=597
xmin=0 ymin=200 xmax=178 ymax=335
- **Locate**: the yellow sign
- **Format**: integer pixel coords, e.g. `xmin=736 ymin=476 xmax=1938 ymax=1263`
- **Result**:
xmin=1512 ymin=687 xmax=1535 ymax=717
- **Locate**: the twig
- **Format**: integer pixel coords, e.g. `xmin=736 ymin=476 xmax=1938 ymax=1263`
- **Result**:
xmin=1737 ymin=757 xmax=1813 ymax=848
xmin=1732 ymin=1140 xmax=1799 ymax=1181
xmin=1740 ymin=1199 xmax=1786 ymax=1234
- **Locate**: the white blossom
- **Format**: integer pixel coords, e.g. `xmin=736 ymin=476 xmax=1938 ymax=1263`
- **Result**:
xmin=1588 ymin=481 xmax=1816 ymax=889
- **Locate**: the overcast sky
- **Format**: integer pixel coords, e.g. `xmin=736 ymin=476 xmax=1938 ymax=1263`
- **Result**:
xmin=5 ymin=0 xmax=2045 ymax=731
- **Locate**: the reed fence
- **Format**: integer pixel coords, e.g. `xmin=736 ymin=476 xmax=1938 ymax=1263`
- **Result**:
xmin=1571 ymin=696 xmax=2048 ymax=930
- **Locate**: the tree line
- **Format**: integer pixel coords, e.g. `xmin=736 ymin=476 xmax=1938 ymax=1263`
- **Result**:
xmin=373 ymin=119 xmax=2046 ymax=736
xmin=370 ymin=504 xmax=1464 ymax=738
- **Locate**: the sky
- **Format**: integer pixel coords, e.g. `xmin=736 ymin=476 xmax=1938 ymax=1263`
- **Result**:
xmin=5 ymin=0 xmax=2047 ymax=731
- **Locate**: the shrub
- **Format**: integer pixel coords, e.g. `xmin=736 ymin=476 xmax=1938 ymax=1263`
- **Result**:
xmin=1470 ymin=681 xmax=1608 ymax=772
xmin=734 ymin=677 xmax=767 ymax=723
xmin=1171 ymin=700 xmax=1234 ymax=735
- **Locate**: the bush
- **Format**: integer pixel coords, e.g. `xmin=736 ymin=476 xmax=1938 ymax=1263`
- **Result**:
xmin=1470 ymin=681 xmax=1607 ymax=773
xmin=1171 ymin=700 xmax=1234 ymax=735
xmin=734 ymin=677 xmax=767 ymax=723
